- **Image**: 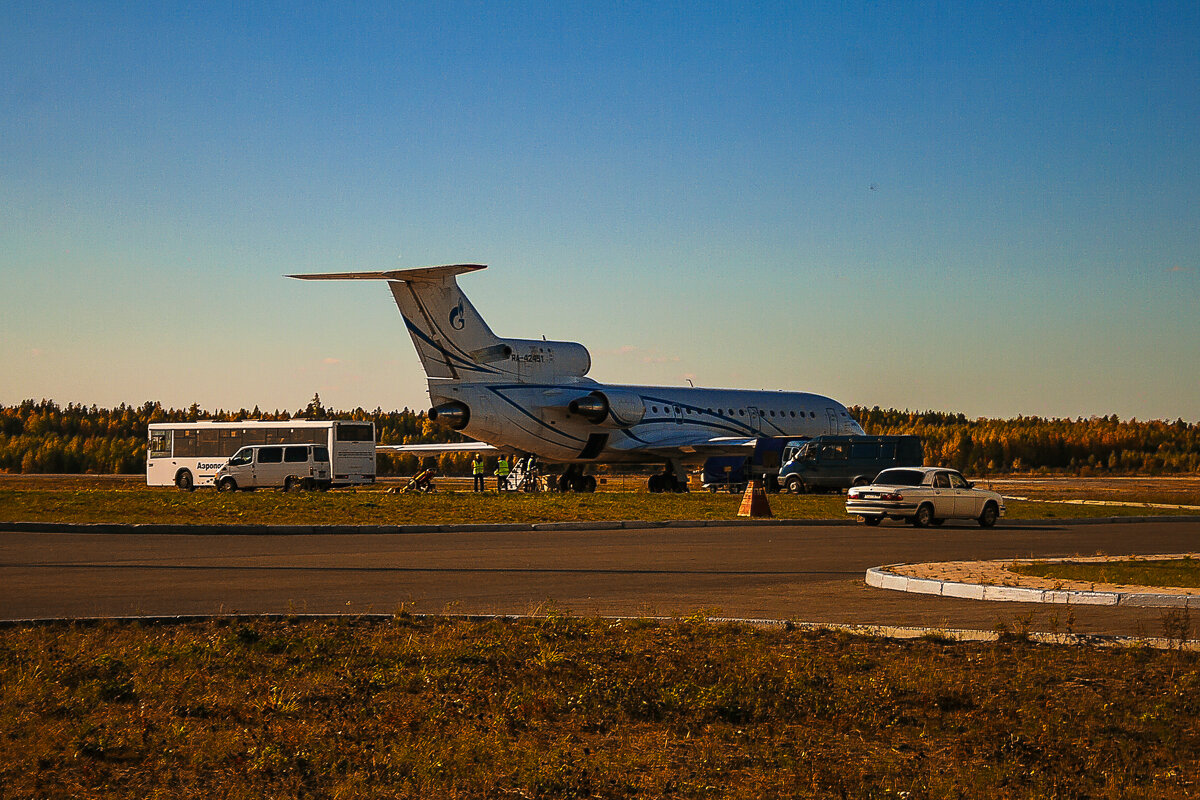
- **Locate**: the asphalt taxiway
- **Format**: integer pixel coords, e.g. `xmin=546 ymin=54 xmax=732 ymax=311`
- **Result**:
xmin=4 ymin=518 xmax=1200 ymax=636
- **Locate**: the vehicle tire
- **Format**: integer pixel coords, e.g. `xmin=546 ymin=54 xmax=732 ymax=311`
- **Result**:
xmin=557 ymin=474 xmax=572 ymax=493
xmin=859 ymin=515 xmax=882 ymax=526
xmin=785 ymin=475 xmax=805 ymax=494
xmin=580 ymin=475 xmax=597 ymax=493
xmin=217 ymin=477 xmax=237 ymax=493
xmin=647 ymin=475 xmax=663 ymax=493
xmin=708 ymin=486 xmax=717 ymax=493
xmin=912 ymin=503 xmax=934 ymax=528
xmin=283 ymin=477 xmax=297 ymax=493
xmin=978 ymin=502 xmax=999 ymax=528
xmin=175 ymin=470 xmax=194 ymax=492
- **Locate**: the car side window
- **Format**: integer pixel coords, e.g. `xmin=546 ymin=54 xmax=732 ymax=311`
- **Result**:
xmin=949 ymin=472 xmax=968 ymax=489
xmin=258 ymin=447 xmax=283 ymax=464
xmin=284 ymin=446 xmax=308 ymax=463
xmin=933 ymin=472 xmax=950 ymax=489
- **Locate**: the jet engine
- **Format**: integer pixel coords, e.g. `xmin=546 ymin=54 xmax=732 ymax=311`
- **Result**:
xmin=428 ymin=401 xmax=470 ymax=431
xmin=567 ymin=390 xmax=646 ymax=428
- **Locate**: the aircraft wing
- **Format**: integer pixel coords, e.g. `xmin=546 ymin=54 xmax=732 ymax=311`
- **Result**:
xmin=377 ymin=441 xmax=500 ymax=456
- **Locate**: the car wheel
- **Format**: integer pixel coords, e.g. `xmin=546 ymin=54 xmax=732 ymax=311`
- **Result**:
xmin=217 ymin=477 xmax=237 ymax=493
xmin=859 ymin=515 xmax=882 ymax=526
xmin=785 ymin=476 xmax=805 ymax=494
xmin=978 ymin=502 xmax=999 ymax=528
xmin=175 ymin=470 xmax=194 ymax=492
xmin=913 ymin=503 xmax=934 ymax=528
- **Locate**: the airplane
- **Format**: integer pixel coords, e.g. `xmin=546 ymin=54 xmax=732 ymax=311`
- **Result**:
xmin=289 ymin=264 xmax=865 ymax=492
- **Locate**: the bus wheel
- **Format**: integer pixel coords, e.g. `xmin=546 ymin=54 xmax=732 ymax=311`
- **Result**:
xmin=175 ymin=470 xmax=194 ymax=492
xmin=217 ymin=478 xmax=237 ymax=493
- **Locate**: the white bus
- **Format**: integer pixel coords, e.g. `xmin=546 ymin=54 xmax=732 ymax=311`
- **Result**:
xmin=147 ymin=420 xmax=376 ymax=490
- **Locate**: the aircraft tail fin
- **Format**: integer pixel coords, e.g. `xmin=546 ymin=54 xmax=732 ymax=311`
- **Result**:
xmin=289 ymin=264 xmax=508 ymax=381
xmin=289 ymin=264 xmax=591 ymax=384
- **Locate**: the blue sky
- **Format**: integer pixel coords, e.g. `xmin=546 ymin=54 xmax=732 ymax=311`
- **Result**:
xmin=3 ymin=2 xmax=1197 ymax=421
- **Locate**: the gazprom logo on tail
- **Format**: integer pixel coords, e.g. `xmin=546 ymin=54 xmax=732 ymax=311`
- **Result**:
xmin=449 ymin=299 xmax=466 ymax=330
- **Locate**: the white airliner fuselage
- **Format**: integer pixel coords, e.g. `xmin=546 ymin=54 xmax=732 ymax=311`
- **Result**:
xmin=290 ymin=264 xmax=864 ymax=491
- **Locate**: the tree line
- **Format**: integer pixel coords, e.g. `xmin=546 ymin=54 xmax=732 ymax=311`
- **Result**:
xmin=0 ymin=398 xmax=1197 ymax=476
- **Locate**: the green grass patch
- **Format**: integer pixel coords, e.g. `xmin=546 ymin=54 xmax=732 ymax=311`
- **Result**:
xmin=3 ymin=617 xmax=1200 ymax=798
xmin=0 ymin=487 xmax=849 ymax=525
xmin=1012 ymin=557 xmax=1200 ymax=588
xmin=1 ymin=487 xmax=1194 ymax=527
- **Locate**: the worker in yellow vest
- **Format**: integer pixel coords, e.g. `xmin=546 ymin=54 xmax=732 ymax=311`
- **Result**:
xmin=472 ymin=454 xmax=486 ymax=492
xmin=495 ymin=455 xmax=510 ymax=491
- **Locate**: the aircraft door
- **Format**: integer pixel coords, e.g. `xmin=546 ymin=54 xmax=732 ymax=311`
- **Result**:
xmin=826 ymin=408 xmax=838 ymax=434
xmin=672 ymin=405 xmax=684 ymax=424
xmin=747 ymin=406 xmax=762 ymax=435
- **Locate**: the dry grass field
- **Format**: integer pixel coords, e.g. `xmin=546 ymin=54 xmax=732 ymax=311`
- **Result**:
xmin=4 ymin=616 xmax=1200 ymax=799
xmin=0 ymin=473 xmax=1197 ymax=526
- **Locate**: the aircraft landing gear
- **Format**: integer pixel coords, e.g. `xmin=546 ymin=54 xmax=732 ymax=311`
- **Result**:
xmin=556 ymin=465 xmax=597 ymax=493
xmin=647 ymin=460 xmax=689 ymax=493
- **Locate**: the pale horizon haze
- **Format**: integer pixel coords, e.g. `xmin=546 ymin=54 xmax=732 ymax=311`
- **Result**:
xmin=3 ymin=3 xmax=1198 ymax=422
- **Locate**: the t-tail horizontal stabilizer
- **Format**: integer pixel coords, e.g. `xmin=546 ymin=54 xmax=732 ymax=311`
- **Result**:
xmin=288 ymin=264 xmax=592 ymax=385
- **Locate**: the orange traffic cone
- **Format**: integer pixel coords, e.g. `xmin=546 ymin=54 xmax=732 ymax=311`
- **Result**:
xmin=737 ymin=477 xmax=773 ymax=518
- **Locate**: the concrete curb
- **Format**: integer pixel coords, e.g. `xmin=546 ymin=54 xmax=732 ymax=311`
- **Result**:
xmin=4 ymin=515 xmax=1199 ymax=536
xmin=866 ymin=563 xmax=1200 ymax=609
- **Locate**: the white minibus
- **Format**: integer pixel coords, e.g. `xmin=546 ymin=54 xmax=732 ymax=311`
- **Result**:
xmin=146 ymin=420 xmax=375 ymax=489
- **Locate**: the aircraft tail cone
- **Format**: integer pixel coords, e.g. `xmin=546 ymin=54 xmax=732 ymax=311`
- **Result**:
xmin=737 ymin=478 xmax=773 ymax=518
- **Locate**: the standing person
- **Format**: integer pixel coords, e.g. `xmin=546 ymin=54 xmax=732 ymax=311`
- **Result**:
xmin=472 ymin=454 xmax=486 ymax=492
xmin=496 ymin=454 xmax=510 ymax=491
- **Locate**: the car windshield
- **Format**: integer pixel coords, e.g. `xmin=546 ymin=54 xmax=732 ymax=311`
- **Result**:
xmin=873 ymin=469 xmax=925 ymax=486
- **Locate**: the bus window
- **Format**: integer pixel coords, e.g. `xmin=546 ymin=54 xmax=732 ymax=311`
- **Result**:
xmin=149 ymin=431 xmax=172 ymax=458
xmin=198 ymin=429 xmax=220 ymax=456
xmin=174 ymin=430 xmax=198 ymax=457
xmin=335 ymin=423 xmax=374 ymax=442
xmin=258 ymin=447 xmax=284 ymax=464
xmin=284 ymin=446 xmax=309 ymax=463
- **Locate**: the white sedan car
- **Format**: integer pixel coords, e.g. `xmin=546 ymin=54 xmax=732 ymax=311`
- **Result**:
xmin=845 ymin=466 xmax=1005 ymax=528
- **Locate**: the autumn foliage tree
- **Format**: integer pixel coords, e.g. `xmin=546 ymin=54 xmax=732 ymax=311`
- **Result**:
xmin=1 ymin=399 xmax=1197 ymax=476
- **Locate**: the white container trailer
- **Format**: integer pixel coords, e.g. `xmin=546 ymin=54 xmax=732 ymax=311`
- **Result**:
xmin=146 ymin=420 xmax=375 ymax=490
